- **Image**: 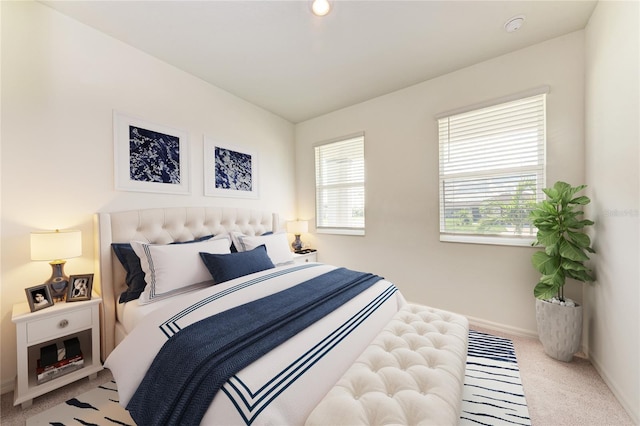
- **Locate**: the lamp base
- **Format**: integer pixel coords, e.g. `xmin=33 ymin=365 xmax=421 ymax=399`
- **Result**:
xmin=291 ymin=234 xmax=303 ymax=251
xmin=45 ymin=261 xmax=69 ymax=302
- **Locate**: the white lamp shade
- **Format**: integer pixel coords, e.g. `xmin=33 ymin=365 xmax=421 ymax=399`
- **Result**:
xmin=286 ymin=220 xmax=308 ymax=235
xmin=30 ymin=229 xmax=82 ymax=261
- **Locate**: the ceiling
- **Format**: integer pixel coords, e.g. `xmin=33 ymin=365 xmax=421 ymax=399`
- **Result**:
xmin=41 ymin=1 xmax=597 ymax=123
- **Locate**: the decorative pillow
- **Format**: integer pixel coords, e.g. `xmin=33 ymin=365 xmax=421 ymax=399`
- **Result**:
xmin=200 ymin=245 xmax=275 ymax=284
xmin=230 ymin=232 xmax=293 ymax=266
xmin=131 ymin=237 xmax=231 ymax=304
xmin=227 ymin=231 xmax=271 ymax=253
xmin=112 ymin=235 xmax=216 ymax=304
xmin=112 ymin=243 xmax=147 ymax=303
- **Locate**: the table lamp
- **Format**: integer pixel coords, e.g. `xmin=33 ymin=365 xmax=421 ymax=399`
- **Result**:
xmin=287 ymin=220 xmax=308 ymax=252
xmin=31 ymin=229 xmax=82 ymax=301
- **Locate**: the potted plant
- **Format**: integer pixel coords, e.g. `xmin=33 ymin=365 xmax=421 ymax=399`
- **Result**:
xmin=529 ymin=181 xmax=595 ymax=361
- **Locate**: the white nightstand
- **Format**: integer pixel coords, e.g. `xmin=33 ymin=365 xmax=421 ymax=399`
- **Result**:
xmin=12 ymin=294 xmax=103 ymax=408
xmin=292 ymin=250 xmax=317 ymax=264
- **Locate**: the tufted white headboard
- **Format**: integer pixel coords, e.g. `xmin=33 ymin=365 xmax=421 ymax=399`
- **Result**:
xmin=94 ymin=206 xmax=281 ymax=360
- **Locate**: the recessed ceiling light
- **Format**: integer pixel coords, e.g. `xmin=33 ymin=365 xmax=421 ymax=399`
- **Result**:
xmin=504 ymin=15 xmax=525 ymax=33
xmin=311 ymin=0 xmax=331 ymax=17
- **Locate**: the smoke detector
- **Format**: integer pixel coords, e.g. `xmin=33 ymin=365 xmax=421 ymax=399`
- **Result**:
xmin=504 ymin=15 xmax=525 ymax=33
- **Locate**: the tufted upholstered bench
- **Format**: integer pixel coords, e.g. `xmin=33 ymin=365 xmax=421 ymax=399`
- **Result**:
xmin=306 ymin=304 xmax=469 ymax=425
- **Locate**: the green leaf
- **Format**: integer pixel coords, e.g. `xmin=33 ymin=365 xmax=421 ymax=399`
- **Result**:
xmin=561 ymin=258 xmax=589 ymax=271
xmin=537 ymin=230 xmax=561 ymax=247
xmin=534 ymin=268 xmax=565 ymax=300
xmin=542 ymin=187 xmax=559 ymax=201
xmin=565 ymin=217 xmax=584 ymax=229
xmin=545 ymin=243 xmax=559 ymax=256
xmin=566 ymin=269 xmax=595 ymax=283
xmin=567 ymin=230 xmax=591 ymax=248
xmin=532 ymin=251 xmax=559 ymax=275
xmin=553 ymin=181 xmax=572 ymax=194
xmin=534 ymin=280 xmax=558 ymax=300
xmin=535 ymin=223 xmax=556 ymax=232
xmin=569 ymin=195 xmax=590 ymax=205
xmin=559 ymin=239 xmax=590 ymax=261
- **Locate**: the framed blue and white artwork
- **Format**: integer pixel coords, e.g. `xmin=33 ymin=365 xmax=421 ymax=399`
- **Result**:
xmin=113 ymin=111 xmax=190 ymax=194
xmin=204 ymin=137 xmax=258 ymax=198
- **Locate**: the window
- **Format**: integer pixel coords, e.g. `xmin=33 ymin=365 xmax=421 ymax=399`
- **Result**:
xmin=438 ymin=91 xmax=546 ymax=246
xmin=314 ymin=134 xmax=365 ymax=235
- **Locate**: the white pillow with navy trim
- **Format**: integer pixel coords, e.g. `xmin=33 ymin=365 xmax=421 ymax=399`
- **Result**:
xmin=231 ymin=232 xmax=294 ymax=266
xmin=131 ymin=237 xmax=231 ymax=305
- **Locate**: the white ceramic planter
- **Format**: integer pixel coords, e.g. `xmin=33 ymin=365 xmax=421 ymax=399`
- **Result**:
xmin=535 ymin=298 xmax=583 ymax=362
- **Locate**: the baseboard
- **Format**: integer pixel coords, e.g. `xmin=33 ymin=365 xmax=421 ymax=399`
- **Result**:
xmin=467 ymin=315 xmax=590 ymax=355
xmin=1 ymin=378 xmax=15 ymax=395
xmin=588 ymin=351 xmax=639 ymax=424
xmin=467 ymin=315 xmax=538 ymax=339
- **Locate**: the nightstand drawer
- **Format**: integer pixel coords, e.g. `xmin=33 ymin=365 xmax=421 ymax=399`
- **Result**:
xmin=27 ymin=308 xmax=92 ymax=344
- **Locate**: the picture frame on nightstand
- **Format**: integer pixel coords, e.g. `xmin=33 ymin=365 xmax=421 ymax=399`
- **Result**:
xmin=66 ymin=274 xmax=93 ymax=302
xmin=25 ymin=284 xmax=54 ymax=312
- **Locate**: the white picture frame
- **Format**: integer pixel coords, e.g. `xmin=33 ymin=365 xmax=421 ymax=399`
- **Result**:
xmin=113 ymin=111 xmax=190 ymax=194
xmin=204 ymin=137 xmax=258 ymax=199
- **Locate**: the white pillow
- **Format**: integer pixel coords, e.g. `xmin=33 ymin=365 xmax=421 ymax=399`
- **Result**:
xmin=231 ymin=232 xmax=294 ymax=266
xmin=131 ymin=237 xmax=231 ymax=304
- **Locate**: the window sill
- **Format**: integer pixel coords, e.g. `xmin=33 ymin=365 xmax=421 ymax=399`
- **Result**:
xmin=317 ymin=228 xmax=365 ymax=236
xmin=440 ymin=234 xmax=535 ymax=247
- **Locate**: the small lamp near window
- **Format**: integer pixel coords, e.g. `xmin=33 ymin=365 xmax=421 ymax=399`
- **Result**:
xmin=30 ymin=229 xmax=82 ymax=301
xmin=286 ymin=220 xmax=308 ymax=252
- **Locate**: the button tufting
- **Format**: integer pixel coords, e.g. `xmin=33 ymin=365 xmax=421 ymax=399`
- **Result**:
xmin=306 ymin=303 xmax=469 ymax=426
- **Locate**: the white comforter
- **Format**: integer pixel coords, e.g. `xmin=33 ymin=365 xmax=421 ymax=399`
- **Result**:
xmin=105 ymin=263 xmax=407 ymax=425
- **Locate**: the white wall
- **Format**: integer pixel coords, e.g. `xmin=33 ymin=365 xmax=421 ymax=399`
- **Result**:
xmin=296 ymin=32 xmax=586 ymax=335
xmin=584 ymin=1 xmax=640 ymax=422
xmin=1 ymin=1 xmax=296 ymax=391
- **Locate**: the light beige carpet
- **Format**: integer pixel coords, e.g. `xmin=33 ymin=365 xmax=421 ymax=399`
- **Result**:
xmin=474 ymin=326 xmax=634 ymax=426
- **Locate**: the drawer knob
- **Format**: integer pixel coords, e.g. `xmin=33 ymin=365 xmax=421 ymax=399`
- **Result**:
xmin=58 ymin=319 xmax=69 ymax=328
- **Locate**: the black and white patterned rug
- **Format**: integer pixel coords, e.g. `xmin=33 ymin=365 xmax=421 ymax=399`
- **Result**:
xmin=26 ymin=380 xmax=133 ymax=426
xmin=460 ymin=330 xmax=531 ymax=425
xmin=28 ymin=330 xmax=530 ymax=425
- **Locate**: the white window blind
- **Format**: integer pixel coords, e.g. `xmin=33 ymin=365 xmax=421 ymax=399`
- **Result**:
xmin=438 ymin=93 xmax=546 ymax=245
xmin=315 ymin=135 xmax=365 ymax=235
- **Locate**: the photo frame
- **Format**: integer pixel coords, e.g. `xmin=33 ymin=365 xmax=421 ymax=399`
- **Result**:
xmin=204 ymin=137 xmax=258 ymax=199
xmin=114 ymin=111 xmax=190 ymax=194
xmin=66 ymin=274 xmax=94 ymax=302
xmin=25 ymin=284 xmax=54 ymax=312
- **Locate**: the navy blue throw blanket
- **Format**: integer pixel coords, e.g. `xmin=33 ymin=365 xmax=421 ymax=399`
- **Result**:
xmin=127 ymin=268 xmax=382 ymax=425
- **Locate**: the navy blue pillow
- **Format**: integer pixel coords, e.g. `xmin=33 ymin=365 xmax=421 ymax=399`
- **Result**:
xmin=200 ymin=245 xmax=275 ymax=284
xmin=113 ymin=235 xmax=214 ymax=303
xmin=112 ymin=243 xmax=147 ymax=303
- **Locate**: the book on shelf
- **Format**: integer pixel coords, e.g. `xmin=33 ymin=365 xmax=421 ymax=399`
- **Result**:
xmin=36 ymin=353 xmax=84 ymax=385
xmin=39 ymin=337 xmax=81 ymax=367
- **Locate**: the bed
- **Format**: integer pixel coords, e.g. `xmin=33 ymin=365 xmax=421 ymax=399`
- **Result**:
xmin=95 ymin=206 xmax=469 ymax=425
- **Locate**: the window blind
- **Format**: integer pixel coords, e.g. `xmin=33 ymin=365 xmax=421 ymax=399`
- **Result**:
xmin=438 ymin=94 xmax=546 ymax=244
xmin=314 ymin=135 xmax=365 ymax=235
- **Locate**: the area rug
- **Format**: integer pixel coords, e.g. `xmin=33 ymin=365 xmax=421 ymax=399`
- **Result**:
xmin=26 ymin=380 xmax=134 ymax=426
xmin=460 ymin=330 xmax=531 ymax=425
xmin=28 ymin=330 xmax=530 ymax=425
